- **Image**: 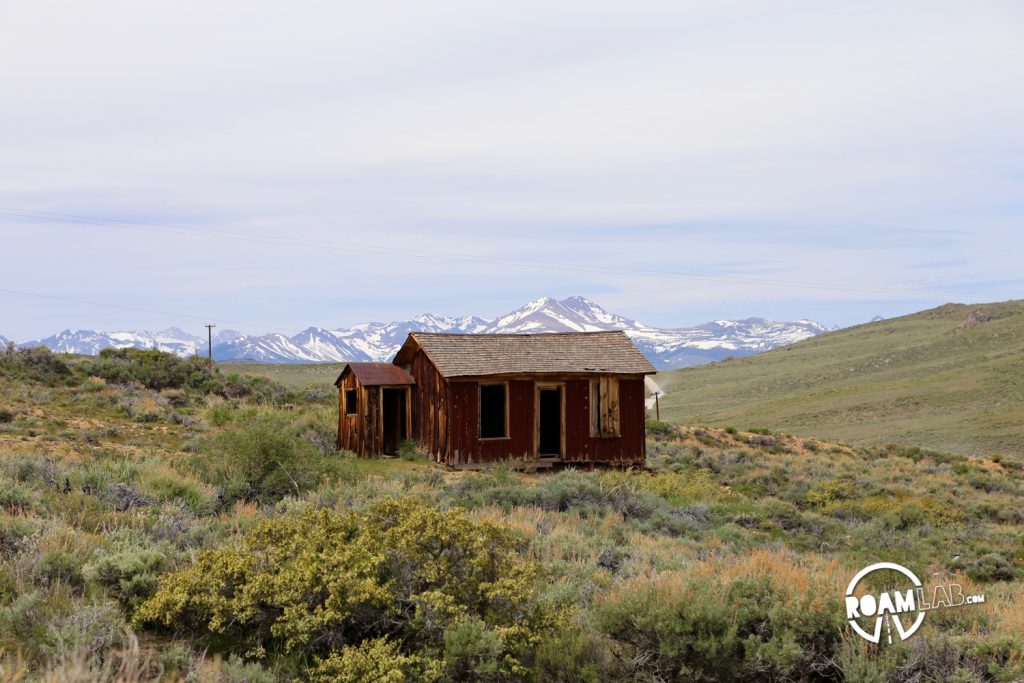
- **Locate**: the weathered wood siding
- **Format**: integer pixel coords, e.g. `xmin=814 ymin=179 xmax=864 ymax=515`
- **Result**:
xmin=337 ymin=372 xmax=382 ymax=458
xmin=407 ymin=348 xmax=451 ymax=463
xmin=337 ymin=372 xmax=359 ymax=453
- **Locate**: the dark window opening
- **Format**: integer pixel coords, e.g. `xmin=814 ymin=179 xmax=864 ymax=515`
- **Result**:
xmin=345 ymin=389 xmax=358 ymax=415
xmin=538 ymin=387 xmax=561 ymax=456
xmin=480 ymin=384 xmax=507 ymax=439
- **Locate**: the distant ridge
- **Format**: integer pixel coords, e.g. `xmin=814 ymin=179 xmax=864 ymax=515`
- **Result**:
xmin=10 ymin=297 xmax=827 ymax=370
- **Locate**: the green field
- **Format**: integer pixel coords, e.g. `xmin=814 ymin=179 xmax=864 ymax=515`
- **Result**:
xmin=657 ymin=300 xmax=1024 ymax=459
xmin=219 ymin=361 xmax=345 ymax=390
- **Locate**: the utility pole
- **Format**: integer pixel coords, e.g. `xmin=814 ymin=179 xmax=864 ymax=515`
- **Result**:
xmin=654 ymin=391 xmax=660 ymax=421
xmin=205 ymin=324 xmax=216 ymax=364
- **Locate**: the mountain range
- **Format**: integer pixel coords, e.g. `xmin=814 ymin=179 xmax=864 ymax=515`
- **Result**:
xmin=9 ymin=296 xmax=829 ymax=370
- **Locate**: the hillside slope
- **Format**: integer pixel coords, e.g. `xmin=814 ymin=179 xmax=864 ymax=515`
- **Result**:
xmin=657 ymin=300 xmax=1024 ymax=458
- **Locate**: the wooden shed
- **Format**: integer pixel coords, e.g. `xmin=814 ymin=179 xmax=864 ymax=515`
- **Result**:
xmin=338 ymin=331 xmax=656 ymax=467
xmin=334 ymin=362 xmax=415 ymax=457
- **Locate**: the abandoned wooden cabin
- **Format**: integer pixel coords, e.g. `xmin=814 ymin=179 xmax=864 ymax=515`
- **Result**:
xmin=336 ymin=330 xmax=656 ymax=468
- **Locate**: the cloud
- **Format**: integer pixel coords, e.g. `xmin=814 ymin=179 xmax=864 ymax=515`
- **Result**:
xmin=0 ymin=0 xmax=1022 ymax=338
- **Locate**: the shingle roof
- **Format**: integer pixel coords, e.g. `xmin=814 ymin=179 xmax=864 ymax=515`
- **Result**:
xmin=336 ymin=362 xmax=415 ymax=387
xmin=405 ymin=331 xmax=656 ymax=377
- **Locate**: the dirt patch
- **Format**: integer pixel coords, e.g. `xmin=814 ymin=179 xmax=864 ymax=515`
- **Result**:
xmin=955 ymin=310 xmax=989 ymax=332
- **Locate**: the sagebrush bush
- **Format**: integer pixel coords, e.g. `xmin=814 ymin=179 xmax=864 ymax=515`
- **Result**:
xmin=199 ymin=410 xmax=342 ymax=504
xmin=84 ymin=547 xmax=167 ymax=608
xmin=142 ymin=471 xmax=210 ymax=513
xmin=0 ymin=476 xmax=43 ymax=514
xmin=135 ymin=498 xmax=560 ymax=679
xmin=594 ymin=550 xmax=846 ymax=681
xmin=82 ymin=348 xmax=218 ymax=392
xmin=78 ymin=348 xmax=292 ymax=402
xmin=207 ymin=404 xmax=233 ymax=427
xmin=0 ymin=346 xmax=74 ymax=385
xmin=35 ymin=548 xmax=86 ymax=589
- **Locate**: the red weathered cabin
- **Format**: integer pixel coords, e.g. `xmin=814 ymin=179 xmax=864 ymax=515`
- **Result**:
xmin=335 ymin=362 xmax=415 ymax=457
xmin=337 ymin=331 xmax=656 ymax=468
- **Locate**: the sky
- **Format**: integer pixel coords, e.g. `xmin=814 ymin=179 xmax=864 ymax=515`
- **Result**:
xmin=1 ymin=0 xmax=1022 ymax=340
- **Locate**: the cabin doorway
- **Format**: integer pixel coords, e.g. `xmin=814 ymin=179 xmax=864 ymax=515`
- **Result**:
xmin=382 ymin=387 xmax=408 ymax=455
xmin=537 ymin=385 xmax=563 ymax=458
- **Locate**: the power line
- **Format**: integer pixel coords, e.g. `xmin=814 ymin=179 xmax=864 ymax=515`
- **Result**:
xmin=0 ymin=287 xmax=280 ymax=332
xmin=0 ymin=206 xmax=958 ymax=298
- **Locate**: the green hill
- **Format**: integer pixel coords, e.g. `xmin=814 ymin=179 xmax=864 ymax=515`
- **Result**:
xmin=656 ymin=300 xmax=1024 ymax=458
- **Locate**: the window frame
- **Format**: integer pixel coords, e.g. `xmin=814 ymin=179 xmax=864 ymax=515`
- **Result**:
xmin=344 ymin=388 xmax=358 ymax=416
xmin=478 ymin=381 xmax=510 ymax=440
xmin=590 ymin=377 xmax=621 ymax=438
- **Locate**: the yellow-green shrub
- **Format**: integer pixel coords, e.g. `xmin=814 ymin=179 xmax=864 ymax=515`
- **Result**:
xmin=135 ymin=498 xmax=558 ymax=676
xmin=310 ymin=637 xmax=442 ymax=683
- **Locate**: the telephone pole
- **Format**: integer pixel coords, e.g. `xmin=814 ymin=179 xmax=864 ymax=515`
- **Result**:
xmin=205 ymin=324 xmax=216 ymax=364
xmin=653 ymin=391 xmax=660 ymax=421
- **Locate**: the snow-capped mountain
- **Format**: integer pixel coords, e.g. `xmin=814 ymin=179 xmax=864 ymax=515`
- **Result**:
xmin=23 ymin=327 xmax=205 ymax=357
xmin=10 ymin=297 xmax=829 ymax=369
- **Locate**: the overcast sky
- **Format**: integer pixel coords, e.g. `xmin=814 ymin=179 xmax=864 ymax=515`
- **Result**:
xmin=1 ymin=0 xmax=1022 ymax=340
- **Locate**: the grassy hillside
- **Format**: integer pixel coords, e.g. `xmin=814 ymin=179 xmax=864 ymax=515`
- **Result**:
xmin=657 ymin=300 xmax=1024 ymax=458
xmin=1 ymin=346 xmax=1023 ymax=680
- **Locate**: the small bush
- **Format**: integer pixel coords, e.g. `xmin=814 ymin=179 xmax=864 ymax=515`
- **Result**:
xmin=295 ymin=411 xmax=338 ymax=456
xmin=207 ymin=405 xmax=233 ymax=427
xmin=963 ymin=553 xmax=1017 ymax=583
xmin=398 ymin=439 xmax=422 ymax=461
xmin=84 ymin=547 xmax=167 ymax=608
xmin=219 ymin=654 xmax=278 ymax=683
xmin=36 ymin=548 xmax=86 ymax=588
xmin=0 ymin=478 xmax=43 ymax=514
xmin=645 ymin=419 xmax=676 ymax=438
xmin=200 ymin=411 xmax=342 ymax=504
xmin=0 ymin=516 xmax=38 ymax=556
xmin=143 ymin=472 xmax=209 ymax=513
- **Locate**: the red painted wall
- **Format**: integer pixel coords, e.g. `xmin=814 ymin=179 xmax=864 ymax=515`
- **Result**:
xmin=564 ymin=378 xmax=645 ymax=466
xmin=443 ymin=377 xmax=645 ymax=466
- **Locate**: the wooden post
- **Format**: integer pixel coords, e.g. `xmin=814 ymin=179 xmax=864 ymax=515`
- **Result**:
xmin=205 ymin=324 xmax=216 ymax=364
xmin=654 ymin=392 xmax=660 ymax=421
